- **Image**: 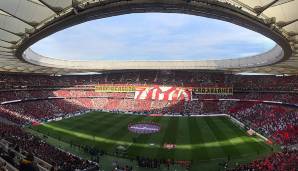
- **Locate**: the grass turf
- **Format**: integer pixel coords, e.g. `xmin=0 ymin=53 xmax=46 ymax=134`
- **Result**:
xmin=28 ymin=111 xmax=275 ymax=170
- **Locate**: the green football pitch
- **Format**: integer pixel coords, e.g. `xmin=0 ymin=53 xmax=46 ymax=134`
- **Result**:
xmin=29 ymin=111 xmax=275 ymax=170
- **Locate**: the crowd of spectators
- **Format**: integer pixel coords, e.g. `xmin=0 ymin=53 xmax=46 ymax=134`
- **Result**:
xmin=228 ymin=103 xmax=298 ymax=146
xmin=0 ymin=123 xmax=98 ymax=171
xmin=0 ymin=72 xmax=298 ymax=170
xmin=136 ymin=156 xmax=161 ymax=169
xmin=230 ymin=149 xmax=298 ymax=171
xmin=1 ymin=71 xmax=298 ymax=90
xmin=111 ymin=161 xmax=133 ymax=171
xmin=135 ymin=156 xmax=191 ymax=170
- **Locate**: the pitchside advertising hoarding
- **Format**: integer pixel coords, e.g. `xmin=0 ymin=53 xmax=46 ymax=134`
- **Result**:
xmin=95 ymin=85 xmax=233 ymax=101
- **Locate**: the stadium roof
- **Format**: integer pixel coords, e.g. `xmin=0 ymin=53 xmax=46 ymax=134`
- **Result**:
xmin=0 ymin=0 xmax=297 ymax=75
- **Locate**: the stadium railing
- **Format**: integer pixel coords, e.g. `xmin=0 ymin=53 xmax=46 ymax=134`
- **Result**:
xmin=0 ymin=139 xmax=52 ymax=171
xmin=0 ymin=157 xmax=17 ymax=171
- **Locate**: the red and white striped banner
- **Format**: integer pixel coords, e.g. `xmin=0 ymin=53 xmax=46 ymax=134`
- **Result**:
xmin=134 ymin=86 xmax=192 ymax=101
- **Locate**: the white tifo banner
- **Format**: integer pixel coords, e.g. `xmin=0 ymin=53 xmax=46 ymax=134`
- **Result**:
xmin=134 ymin=86 xmax=192 ymax=101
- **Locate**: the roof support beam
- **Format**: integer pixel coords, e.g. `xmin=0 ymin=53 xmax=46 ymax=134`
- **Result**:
xmin=0 ymin=9 xmax=36 ymax=27
xmin=272 ymin=0 xmax=295 ymax=7
xmin=292 ymin=39 xmax=298 ymax=44
xmin=0 ymin=45 xmax=15 ymax=49
xmin=37 ymin=0 xmax=59 ymax=14
xmin=0 ymin=27 xmax=23 ymax=37
xmin=289 ymin=37 xmax=298 ymax=43
xmin=0 ymin=13 xmax=33 ymax=33
xmin=254 ymin=0 xmax=279 ymax=16
xmin=0 ymin=54 xmax=14 ymax=58
xmin=288 ymin=32 xmax=298 ymax=37
xmin=0 ymin=38 xmax=16 ymax=44
xmin=0 ymin=51 xmax=13 ymax=55
xmin=0 ymin=50 xmax=13 ymax=53
xmin=276 ymin=19 xmax=298 ymax=28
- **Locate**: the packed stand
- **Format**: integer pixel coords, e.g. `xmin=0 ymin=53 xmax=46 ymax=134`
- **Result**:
xmin=230 ymin=149 xmax=298 ymax=171
xmin=0 ymin=123 xmax=98 ymax=171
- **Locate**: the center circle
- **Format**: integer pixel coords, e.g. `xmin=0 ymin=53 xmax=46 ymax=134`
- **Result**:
xmin=128 ymin=122 xmax=161 ymax=134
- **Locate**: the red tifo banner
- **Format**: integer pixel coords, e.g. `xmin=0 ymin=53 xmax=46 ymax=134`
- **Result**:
xmin=134 ymin=85 xmax=192 ymax=101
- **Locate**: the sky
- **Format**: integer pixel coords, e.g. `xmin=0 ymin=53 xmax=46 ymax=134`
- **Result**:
xmin=31 ymin=13 xmax=276 ymax=61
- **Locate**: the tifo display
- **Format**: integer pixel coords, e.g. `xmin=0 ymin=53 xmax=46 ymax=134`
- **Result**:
xmin=95 ymin=85 xmax=233 ymax=98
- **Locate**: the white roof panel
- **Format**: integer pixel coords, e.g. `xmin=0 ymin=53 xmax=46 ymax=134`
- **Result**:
xmin=0 ymin=0 xmax=296 ymax=74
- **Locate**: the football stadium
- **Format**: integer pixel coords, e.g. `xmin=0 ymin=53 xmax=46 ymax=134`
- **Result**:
xmin=0 ymin=0 xmax=298 ymax=171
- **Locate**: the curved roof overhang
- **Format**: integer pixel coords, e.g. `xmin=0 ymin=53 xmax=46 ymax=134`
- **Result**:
xmin=23 ymin=46 xmax=285 ymax=70
xmin=0 ymin=0 xmax=297 ymax=74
